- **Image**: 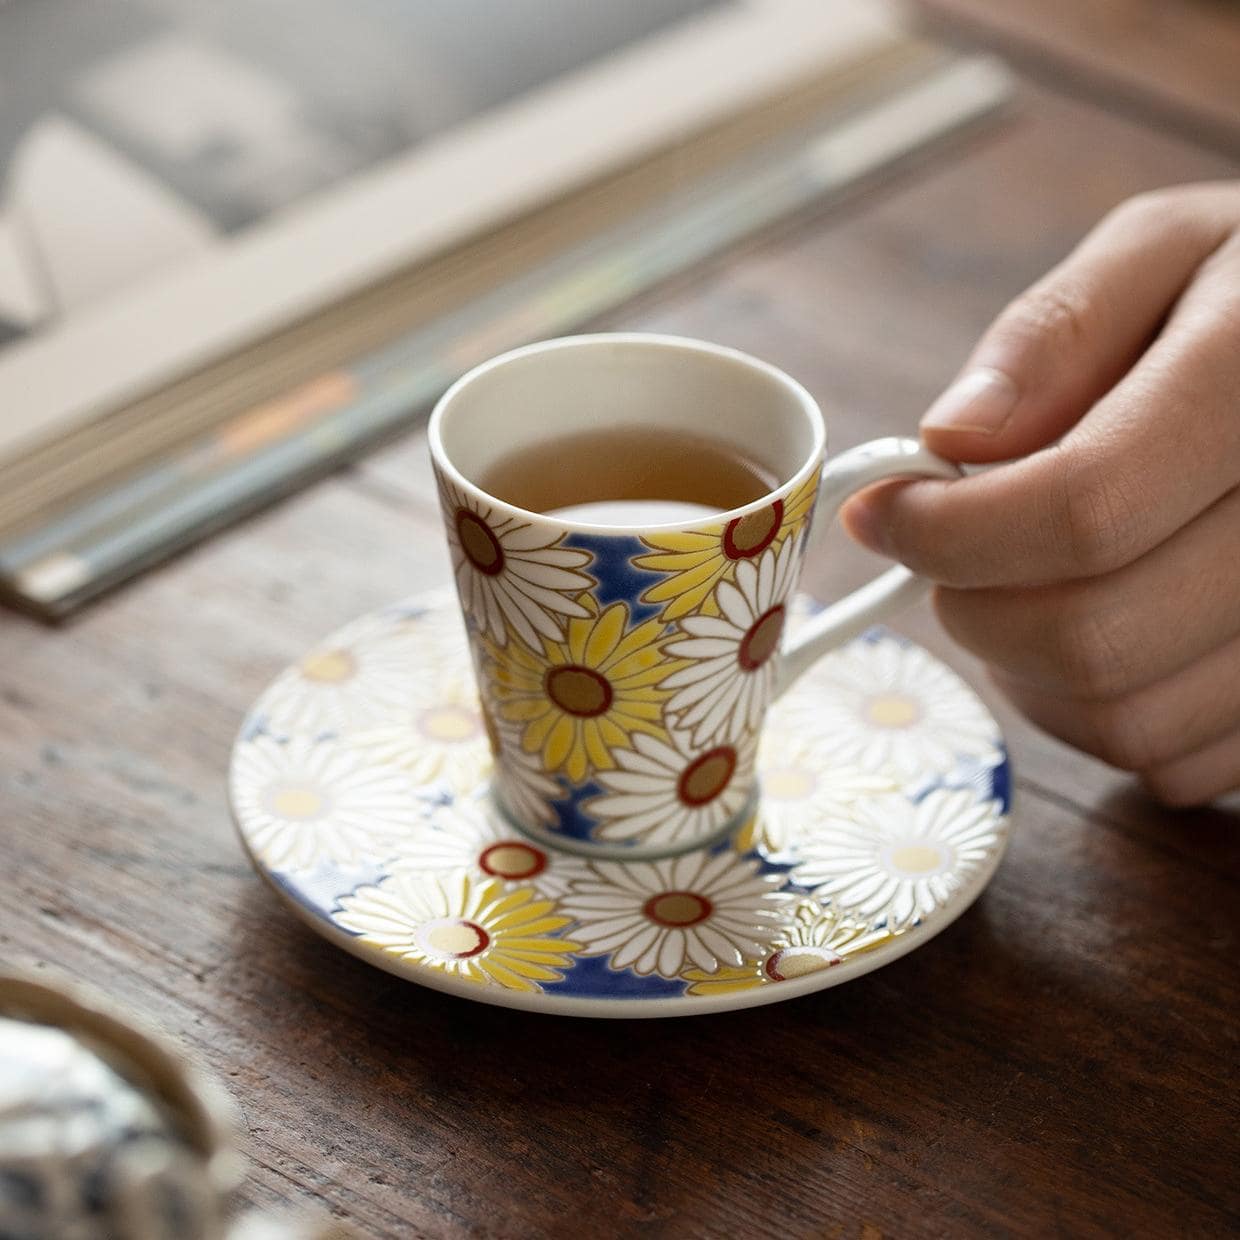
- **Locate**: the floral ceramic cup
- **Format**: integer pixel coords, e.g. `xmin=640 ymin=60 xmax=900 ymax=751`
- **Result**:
xmin=429 ymin=334 xmax=959 ymax=860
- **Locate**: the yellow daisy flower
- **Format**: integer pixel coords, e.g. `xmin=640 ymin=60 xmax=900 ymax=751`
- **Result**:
xmin=633 ymin=470 xmax=818 ymax=621
xmin=486 ymin=601 xmax=683 ymax=784
xmin=335 ymin=870 xmax=580 ymax=991
xmin=682 ymin=901 xmax=893 ymax=996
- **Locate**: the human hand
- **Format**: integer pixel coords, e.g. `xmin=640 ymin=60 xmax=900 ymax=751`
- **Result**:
xmin=842 ymin=182 xmax=1240 ymax=806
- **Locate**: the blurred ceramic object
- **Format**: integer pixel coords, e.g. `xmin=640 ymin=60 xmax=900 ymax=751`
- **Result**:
xmin=0 ymin=973 xmax=236 ymax=1240
xmin=0 ymin=973 xmax=353 ymax=1240
xmin=0 ymin=1015 xmax=221 ymax=1238
xmin=228 ymin=1216 xmax=358 ymax=1240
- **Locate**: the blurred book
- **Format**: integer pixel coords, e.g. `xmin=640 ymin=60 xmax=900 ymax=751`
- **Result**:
xmin=0 ymin=0 xmax=1011 ymax=618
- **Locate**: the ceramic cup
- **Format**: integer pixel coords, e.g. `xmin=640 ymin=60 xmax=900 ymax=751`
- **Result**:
xmin=428 ymin=333 xmax=959 ymax=860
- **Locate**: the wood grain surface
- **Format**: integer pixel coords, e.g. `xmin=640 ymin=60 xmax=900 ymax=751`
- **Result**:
xmin=3 ymin=24 xmax=1240 ymax=1240
xmin=913 ymin=0 xmax=1240 ymax=153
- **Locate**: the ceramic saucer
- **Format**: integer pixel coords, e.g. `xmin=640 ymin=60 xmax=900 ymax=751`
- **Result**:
xmin=229 ymin=590 xmax=1011 ymax=1018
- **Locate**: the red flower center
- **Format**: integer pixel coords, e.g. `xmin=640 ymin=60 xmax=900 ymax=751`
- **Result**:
xmin=738 ymin=604 xmax=786 ymax=671
xmin=722 ymin=500 xmax=783 ymax=560
xmin=545 ymin=665 xmax=613 ymax=717
xmin=676 ymin=745 xmax=737 ymax=806
xmin=422 ymin=919 xmax=491 ymax=959
xmin=764 ymin=947 xmax=840 ymax=981
xmin=479 ymin=841 xmax=547 ymax=881
xmin=456 ymin=508 xmax=504 ymax=575
xmin=643 ymin=891 xmax=713 ymax=927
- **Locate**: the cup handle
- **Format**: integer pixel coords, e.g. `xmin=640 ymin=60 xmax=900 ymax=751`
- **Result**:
xmin=775 ymin=437 xmax=963 ymax=696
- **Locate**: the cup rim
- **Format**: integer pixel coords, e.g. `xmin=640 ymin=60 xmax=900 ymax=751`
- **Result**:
xmin=428 ymin=332 xmax=827 ymax=535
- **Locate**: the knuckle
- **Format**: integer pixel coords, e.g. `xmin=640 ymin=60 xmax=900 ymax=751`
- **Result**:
xmin=886 ymin=490 xmax=969 ymax=586
xmin=1105 ymin=184 xmax=1234 ymax=237
xmin=1141 ymin=766 xmax=1207 ymax=810
xmin=1207 ymin=290 xmax=1240 ymax=340
xmin=1057 ymin=454 xmax=1146 ymax=577
xmin=1047 ymin=587 xmax=1136 ymax=698
xmin=1167 ymin=236 xmax=1240 ymax=339
xmin=1106 ymin=187 xmax=1182 ymax=230
xmin=1086 ymin=698 xmax=1161 ymax=772
xmin=1185 ymin=272 xmax=1240 ymax=341
xmin=997 ymin=281 xmax=1102 ymax=358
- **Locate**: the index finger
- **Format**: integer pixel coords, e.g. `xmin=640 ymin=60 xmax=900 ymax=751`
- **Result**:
xmin=845 ymin=227 xmax=1240 ymax=588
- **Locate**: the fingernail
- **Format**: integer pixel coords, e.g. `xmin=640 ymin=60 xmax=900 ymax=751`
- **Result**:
xmin=920 ymin=367 xmax=1019 ymax=435
xmin=842 ymin=497 xmax=888 ymax=556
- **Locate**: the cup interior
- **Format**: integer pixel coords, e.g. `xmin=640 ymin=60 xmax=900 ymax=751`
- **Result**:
xmin=431 ymin=335 xmax=823 ymax=507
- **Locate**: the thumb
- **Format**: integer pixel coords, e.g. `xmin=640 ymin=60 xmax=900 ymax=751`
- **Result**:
xmin=918 ymin=188 xmax=1232 ymax=463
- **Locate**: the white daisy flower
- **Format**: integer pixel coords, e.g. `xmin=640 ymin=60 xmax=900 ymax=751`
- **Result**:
xmin=438 ymin=476 xmax=594 ymax=649
xmin=682 ymin=900 xmax=895 ymax=995
xmin=488 ymin=710 xmax=563 ymax=828
xmin=390 ymin=597 xmax=476 ymax=677
xmin=260 ymin=631 xmax=421 ymax=737
xmin=349 ymin=676 xmax=491 ymax=796
xmin=258 ymin=601 xmax=478 ymax=737
xmin=662 ymin=537 xmax=801 ymax=745
xmin=588 ymin=729 xmax=756 ymax=849
xmin=391 ymin=797 xmax=586 ymax=899
xmin=335 ymin=869 xmax=579 ymax=991
xmin=231 ymin=736 xmax=418 ymax=872
xmin=559 ymin=850 xmax=789 ymax=978
xmin=780 ymin=636 xmax=1002 ymax=779
xmin=735 ymin=730 xmax=899 ymax=856
xmin=791 ymin=788 xmax=1005 ymax=928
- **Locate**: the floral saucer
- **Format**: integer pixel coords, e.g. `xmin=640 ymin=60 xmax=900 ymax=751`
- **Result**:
xmin=228 ymin=590 xmax=1011 ymax=1017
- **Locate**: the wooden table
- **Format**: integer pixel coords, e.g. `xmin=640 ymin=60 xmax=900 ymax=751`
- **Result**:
xmin=3 ymin=6 xmax=1238 ymax=1237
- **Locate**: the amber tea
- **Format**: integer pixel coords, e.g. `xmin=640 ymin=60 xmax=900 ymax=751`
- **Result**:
xmin=476 ymin=426 xmax=779 ymax=525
